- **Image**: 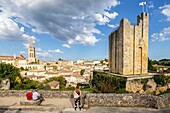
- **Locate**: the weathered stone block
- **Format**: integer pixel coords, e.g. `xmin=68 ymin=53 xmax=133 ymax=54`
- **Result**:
xmin=0 ymin=79 xmax=10 ymax=90
xmin=20 ymin=100 xmax=42 ymax=106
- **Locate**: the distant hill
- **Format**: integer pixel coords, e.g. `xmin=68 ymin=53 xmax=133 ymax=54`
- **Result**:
xmin=159 ymin=59 xmax=170 ymax=62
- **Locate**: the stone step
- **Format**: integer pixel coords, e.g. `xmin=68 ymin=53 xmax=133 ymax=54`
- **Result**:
xmin=0 ymin=106 xmax=64 ymax=111
xmin=63 ymin=108 xmax=86 ymax=113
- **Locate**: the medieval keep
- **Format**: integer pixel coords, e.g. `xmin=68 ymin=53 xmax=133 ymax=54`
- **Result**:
xmin=109 ymin=12 xmax=149 ymax=75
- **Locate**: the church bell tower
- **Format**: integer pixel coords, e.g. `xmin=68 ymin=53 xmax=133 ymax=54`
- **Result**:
xmin=28 ymin=38 xmax=36 ymax=63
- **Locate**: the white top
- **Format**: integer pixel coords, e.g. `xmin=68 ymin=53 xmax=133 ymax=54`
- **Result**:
xmin=73 ymin=92 xmax=79 ymax=99
xmin=32 ymin=92 xmax=39 ymax=100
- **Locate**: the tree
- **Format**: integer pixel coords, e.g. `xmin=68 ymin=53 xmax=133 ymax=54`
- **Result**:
xmin=44 ymin=76 xmax=66 ymax=90
xmin=80 ymin=69 xmax=85 ymax=76
xmin=20 ymin=67 xmax=24 ymax=71
xmin=53 ymin=66 xmax=58 ymax=70
xmin=100 ymin=60 xmax=104 ymax=65
xmin=104 ymin=58 xmax=108 ymax=62
xmin=0 ymin=63 xmax=21 ymax=89
xmin=148 ymin=58 xmax=156 ymax=72
xmin=14 ymin=77 xmax=40 ymax=90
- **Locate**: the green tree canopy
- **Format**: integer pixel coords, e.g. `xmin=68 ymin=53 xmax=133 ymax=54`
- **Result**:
xmin=80 ymin=69 xmax=85 ymax=76
xmin=0 ymin=63 xmax=21 ymax=89
xmin=44 ymin=76 xmax=66 ymax=90
xmin=148 ymin=58 xmax=157 ymax=72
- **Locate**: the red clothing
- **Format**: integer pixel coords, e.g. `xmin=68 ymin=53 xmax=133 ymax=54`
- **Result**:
xmin=26 ymin=91 xmax=32 ymax=100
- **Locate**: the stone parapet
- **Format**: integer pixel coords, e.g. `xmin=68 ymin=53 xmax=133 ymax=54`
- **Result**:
xmin=86 ymin=93 xmax=170 ymax=109
xmin=0 ymin=90 xmax=170 ymax=109
xmin=0 ymin=90 xmax=73 ymax=98
xmin=0 ymin=90 xmax=88 ymax=98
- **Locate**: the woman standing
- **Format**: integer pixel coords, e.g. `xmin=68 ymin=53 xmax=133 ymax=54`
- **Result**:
xmin=73 ymin=85 xmax=82 ymax=111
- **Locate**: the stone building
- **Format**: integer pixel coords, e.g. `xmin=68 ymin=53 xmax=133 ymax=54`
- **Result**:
xmin=28 ymin=38 xmax=36 ymax=63
xmin=0 ymin=55 xmax=26 ymax=67
xmin=109 ymin=12 xmax=149 ymax=75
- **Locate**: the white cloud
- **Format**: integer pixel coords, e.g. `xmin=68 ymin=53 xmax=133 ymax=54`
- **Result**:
xmin=0 ymin=14 xmax=21 ymax=40
xmin=48 ymin=49 xmax=64 ymax=53
xmin=21 ymin=34 xmax=36 ymax=42
xmin=160 ymin=4 xmax=170 ymax=21
xmin=20 ymin=51 xmax=25 ymax=54
xmin=151 ymin=27 xmax=170 ymax=42
xmin=108 ymin=24 xmax=119 ymax=28
xmin=62 ymin=44 xmax=71 ymax=48
xmin=35 ymin=47 xmax=52 ymax=58
xmin=148 ymin=1 xmax=154 ymax=9
xmin=36 ymin=52 xmax=51 ymax=58
xmin=95 ymin=13 xmax=110 ymax=25
xmin=103 ymin=11 xmax=118 ymax=19
xmin=0 ymin=0 xmax=119 ymax=46
xmin=36 ymin=47 xmax=42 ymax=51
xmin=32 ymin=28 xmax=49 ymax=34
xmin=23 ymin=43 xmax=29 ymax=48
xmin=20 ymin=27 xmax=24 ymax=33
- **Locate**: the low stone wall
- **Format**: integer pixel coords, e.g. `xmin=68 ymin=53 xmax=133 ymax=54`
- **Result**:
xmin=86 ymin=93 xmax=170 ymax=109
xmin=0 ymin=90 xmax=73 ymax=98
xmin=0 ymin=90 xmax=170 ymax=109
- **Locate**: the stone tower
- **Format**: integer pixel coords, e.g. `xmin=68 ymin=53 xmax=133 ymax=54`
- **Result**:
xmin=28 ymin=38 xmax=36 ymax=63
xmin=109 ymin=12 xmax=149 ymax=75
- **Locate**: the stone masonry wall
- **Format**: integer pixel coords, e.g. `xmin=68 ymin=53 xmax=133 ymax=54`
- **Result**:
xmin=0 ymin=90 xmax=74 ymax=98
xmin=0 ymin=90 xmax=170 ymax=109
xmin=87 ymin=93 xmax=170 ymax=109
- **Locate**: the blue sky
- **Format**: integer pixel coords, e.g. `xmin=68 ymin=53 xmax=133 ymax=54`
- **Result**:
xmin=0 ymin=0 xmax=170 ymax=61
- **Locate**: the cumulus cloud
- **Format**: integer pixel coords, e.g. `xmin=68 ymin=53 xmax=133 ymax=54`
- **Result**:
xmin=0 ymin=0 xmax=119 ymax=46
xmin=48 ymin=49 xmax=64 ymax=53
xmin=21 ymin=34 xmax=36 ymax=42
xmin=20 ymin=51 xmax=25 ymax=54
xmin=62 ymin=44 xmax=71 ymax=48
xmin=160 ymin=4 xmax=170 ymax=21
xmin=151 ymin=27 xmax=170 ymax=42
xmin=151 ymin=4 xmax=170 ymax=42
xmin=36 ymin=52 xmax=51 ymax=58
xmin=23 ymin=43 xmax=29 ymax=48
xmin=35 ymin=47 xmax=52 ymax=58
xmin=108 ymin=24 xmax=119 ymax=29
xmin=103 ymin=11 xmax=118 ymax=19
xmin=20 ymin=27 xmax=24 ymax=33
xmin=95 ymin=13 xmax=110 ymax=25
xmin=36 ymin=47 xmax=43 ymax=51
xmin=0 ymin=14 xmax=22 ymax=40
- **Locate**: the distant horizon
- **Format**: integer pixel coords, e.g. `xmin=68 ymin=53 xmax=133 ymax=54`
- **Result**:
xmin=1 ymin=53 xmax=169 ymax=62
xmin=0 ymin=0 xmax=170 ymax=61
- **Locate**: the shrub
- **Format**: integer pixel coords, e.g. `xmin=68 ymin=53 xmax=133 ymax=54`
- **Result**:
xmin=92 ymin=71 xmax=127 ymax=93
xmin=44 ymin=76 xmax=66 ymax=90
xmin=153 ymin=75 xmax=170 ymax=86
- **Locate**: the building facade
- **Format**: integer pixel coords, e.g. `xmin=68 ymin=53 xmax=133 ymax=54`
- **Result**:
xmin=0 ymin=55 xmax=26 ymax=68
xmin=109 ymin=12 xmax=149 ymax=75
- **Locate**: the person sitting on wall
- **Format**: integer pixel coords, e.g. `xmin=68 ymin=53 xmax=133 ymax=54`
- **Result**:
xmin=73 ymin=85 xmax=82 ymax=111
xmin=26 ymin=89 xmax=33 ymax=100
xmin=32 ymin=89 xmax=44 ymax=103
